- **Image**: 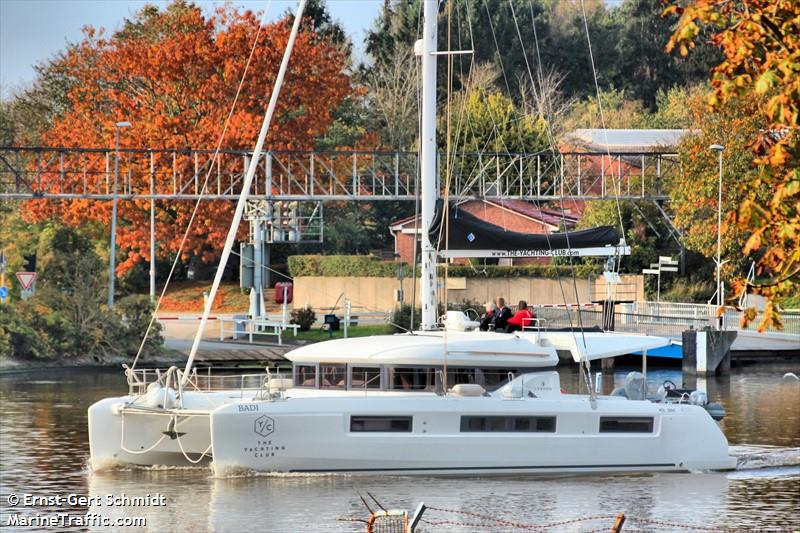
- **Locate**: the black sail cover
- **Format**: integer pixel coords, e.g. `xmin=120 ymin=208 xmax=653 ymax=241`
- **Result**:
xmin=428 ymin=200 xmax=625 ymax=258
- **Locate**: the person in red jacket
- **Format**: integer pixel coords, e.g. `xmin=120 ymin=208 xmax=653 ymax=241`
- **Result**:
xmin=506 ymin=300 xmax=535 ymax=332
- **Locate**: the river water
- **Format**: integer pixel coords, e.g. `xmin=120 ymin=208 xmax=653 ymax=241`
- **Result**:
xmin=0 ymin=366 xmax=798 ymax=532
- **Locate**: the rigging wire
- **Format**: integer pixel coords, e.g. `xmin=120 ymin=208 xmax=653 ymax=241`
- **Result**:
xmin=578 ymin=0 xmax=627 ymax=333
xmin=479 ymin=0 xmax=602 ymax=397
xmin=521 ymin=0 xmax=596 ymax=395
xmin=444 ymin=2 xmax=588 ymax=366
xmin=475 ymin=0 xmax=589 ymax=358
xmin=130 ymin=2 xmax=273 ymax=371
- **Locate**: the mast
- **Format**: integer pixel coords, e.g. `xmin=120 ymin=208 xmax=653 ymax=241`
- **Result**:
xmin=181 ymin=0 xmax=307 ymax=386
xmin=419 ymin=0 xmax=438 ymax=331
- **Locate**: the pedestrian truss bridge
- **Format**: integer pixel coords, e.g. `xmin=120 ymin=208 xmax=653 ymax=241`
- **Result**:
xmin=0 ymin=146 xmax=676 ymax=202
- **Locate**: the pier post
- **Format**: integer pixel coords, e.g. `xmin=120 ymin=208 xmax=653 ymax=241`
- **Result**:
xmin=682 ymin=328 xmax=737 ymax=377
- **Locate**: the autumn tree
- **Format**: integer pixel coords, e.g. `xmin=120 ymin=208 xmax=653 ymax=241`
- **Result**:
xmin=669 ymin=93 xmax=764 ymax=281
xmin=20 ymin=1 xmax=351 ymax=275
xmin=667 ymin=0 xmax=800 ymax=329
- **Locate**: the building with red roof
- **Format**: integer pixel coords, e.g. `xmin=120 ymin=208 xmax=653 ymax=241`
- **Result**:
xmin=389 ymin=199 xmax=578 ymax=265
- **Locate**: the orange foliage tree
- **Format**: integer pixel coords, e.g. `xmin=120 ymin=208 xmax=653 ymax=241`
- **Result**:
xmin=23 ymin=2 xmax=351 ymax=275
xmin=667 ymin=0 xmax=799 ymax=329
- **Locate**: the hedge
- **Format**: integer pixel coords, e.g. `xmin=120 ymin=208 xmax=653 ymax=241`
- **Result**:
xmin=288 ymin=255 xmax=411 ymax=278
xmin=288 ymin=255 xmax=602 ymax=279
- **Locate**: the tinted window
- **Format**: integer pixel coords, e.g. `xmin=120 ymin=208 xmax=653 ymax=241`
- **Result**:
xmin=294 ymin=365 xmax=317 ymax=388
xmin=391 ymin=368 xmax=435 ymax=391
xmin=320 ymin=364 xmax=346 ymax=389
xmin=460 ymin=416 xmax=556 ymax=433
xmin=351 ymin=367 xmax=381 ymax=389
xmin=350 ymin=416 xmax=413 ymax=432
xmin=476 ymin=368 xmax=517 ymax=390
xmin=599 ymin=417 xmax=654 ymax=433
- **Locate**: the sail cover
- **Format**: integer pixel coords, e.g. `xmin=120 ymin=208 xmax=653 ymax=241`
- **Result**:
xmin=429 ymin=201 xmax=629 ymax=258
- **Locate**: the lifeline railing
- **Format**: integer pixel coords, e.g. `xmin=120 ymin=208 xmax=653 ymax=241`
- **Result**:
xmin=124 ymin=365 xmax=289 ymax=399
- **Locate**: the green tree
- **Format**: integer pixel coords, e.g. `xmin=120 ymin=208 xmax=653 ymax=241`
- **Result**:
xmin=613 ymin=0 xmax=720 ymax=108
xmin=578 ymin=200 xmax=677 ymax=276
xmin=561 ymin=88 xmax=651 ymax=131
xmin=668 ymin=94 xmax=763 ymax=289
xmin=0 ymin=223 xmax=162 ymax=360
xmin=453 ymin=89 xmax=548 ymax=154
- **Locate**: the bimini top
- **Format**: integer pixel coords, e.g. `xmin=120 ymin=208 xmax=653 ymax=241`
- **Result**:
xmin=286 ymin=331 xmax=559 ymax=368
xmin=429 ymin=200 xmax=628 ymax=258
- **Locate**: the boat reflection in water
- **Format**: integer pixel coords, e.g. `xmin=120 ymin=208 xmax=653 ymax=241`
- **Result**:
xmin=85 ymin=460 xmax=799 ymax=532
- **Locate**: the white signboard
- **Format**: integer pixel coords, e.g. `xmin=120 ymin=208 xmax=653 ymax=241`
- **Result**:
xmin=439 ymin=245 xmax=631 ymax=259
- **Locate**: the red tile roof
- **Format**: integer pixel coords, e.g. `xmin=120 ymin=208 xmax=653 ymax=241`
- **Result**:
xmin=389 ymin=199 xmax=578 ymax=229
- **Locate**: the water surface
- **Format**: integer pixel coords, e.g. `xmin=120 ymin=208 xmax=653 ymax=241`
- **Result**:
xmin=1 ymin=366 xmax=798 ymax=532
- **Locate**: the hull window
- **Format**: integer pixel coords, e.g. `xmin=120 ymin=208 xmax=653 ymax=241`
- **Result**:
xmin=599 ymin=417 xmax=654 ymax=433
xmin=460 ymin=416 xmax=556 ymax=433
xmin=350 ymin=416 xmax=413 ymax=432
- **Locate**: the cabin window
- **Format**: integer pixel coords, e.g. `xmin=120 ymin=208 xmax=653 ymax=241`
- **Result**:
xmin=445 ymin=368 xmax=476 ymax=388
xmin=477 ymin=368 xmax=517 ymax=390
xmin=350 ymin=416 xmax=413 ymax=432
xmin=599 ymin=417 xmax=654 ymax=433
xmin=294 ymin=365 xmax=317 ymax=388
xmin=460 ymin=416 xmax=556 ymax=433
xmin=350 ymin=366 xmax=381 ymax=389
xmin=320 ymin=364 xmax=346 ymax=389
xmin=391 ymin=367 xmax=436 ymax=391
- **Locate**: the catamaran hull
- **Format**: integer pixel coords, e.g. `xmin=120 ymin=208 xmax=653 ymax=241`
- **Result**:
xmin=88 ymin=396 xmax=214 ymax=469
xmin=89 ymin=389 xmax=737 ymax=475
xmin=209 ymin=396 xmax=736 ymax=476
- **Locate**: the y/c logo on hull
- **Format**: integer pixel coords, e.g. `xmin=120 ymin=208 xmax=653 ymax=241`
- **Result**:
xmin=254 ymin=415 xmax=275 ymax=437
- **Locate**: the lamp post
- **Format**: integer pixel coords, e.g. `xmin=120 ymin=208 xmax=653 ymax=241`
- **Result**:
xmin=109 ymin=121 xmax=131 ymax=309
xmin=709 ymin=144 xmax=724 ymax=309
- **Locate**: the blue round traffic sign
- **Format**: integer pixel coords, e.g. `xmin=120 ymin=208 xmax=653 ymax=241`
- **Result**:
xmin=0 ymin=286 xmax=8 ymax=300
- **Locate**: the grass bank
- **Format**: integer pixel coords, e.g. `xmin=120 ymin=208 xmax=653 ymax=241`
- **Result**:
xmin=293 ymin=324 xmax=391 ymax=342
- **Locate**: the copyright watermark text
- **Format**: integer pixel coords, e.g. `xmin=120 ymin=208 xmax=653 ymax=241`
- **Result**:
xmin=3 ymin=492 xmax=162 ymax=529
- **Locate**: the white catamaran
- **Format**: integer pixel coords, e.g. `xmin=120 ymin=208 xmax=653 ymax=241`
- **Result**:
xmin=88 ymin=0 xmax=736 ymax=475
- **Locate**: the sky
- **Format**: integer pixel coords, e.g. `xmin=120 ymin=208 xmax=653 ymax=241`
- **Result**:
xmin=0 ymin=0 xmax=383 ymax=99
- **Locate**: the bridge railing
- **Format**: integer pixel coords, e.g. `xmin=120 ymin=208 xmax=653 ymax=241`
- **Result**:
xmin=530 ymin=302 xmax=800 ymax=337
xmin=0 ymin=146 xmax=676 ymax=201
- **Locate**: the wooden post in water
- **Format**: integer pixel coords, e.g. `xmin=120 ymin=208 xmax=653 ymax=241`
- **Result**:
xmin=610 ymin=513 xmax=626 ymax=532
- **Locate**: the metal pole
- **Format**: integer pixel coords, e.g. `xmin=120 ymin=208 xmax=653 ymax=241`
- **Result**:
xmin=419 ymin=0 xmax=438 ymax=330
xmin=656 ymin=269 xmax=661 ymax=303
xmin=344 ymin=299 xmax=350 ymax=338
xmin=716 ymin=149 xmax=723 ymax=307
xmin=109 ymin=127 xmax=120 ymax=309
xmin=150 ymin=152 xmax=156 ymax=302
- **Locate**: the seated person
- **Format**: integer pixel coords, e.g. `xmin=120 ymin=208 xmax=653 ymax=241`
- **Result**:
xmin=506 ymin=300 xmax=535 ymax=332
xmin=479 ymin=302 xmax=496 ymax=331
xmin=492 ymin=297 xmax=513 ymax=332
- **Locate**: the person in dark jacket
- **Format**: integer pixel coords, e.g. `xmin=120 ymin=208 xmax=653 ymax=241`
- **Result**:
xmin=492 ymin=297 xmax=513 ymax=332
